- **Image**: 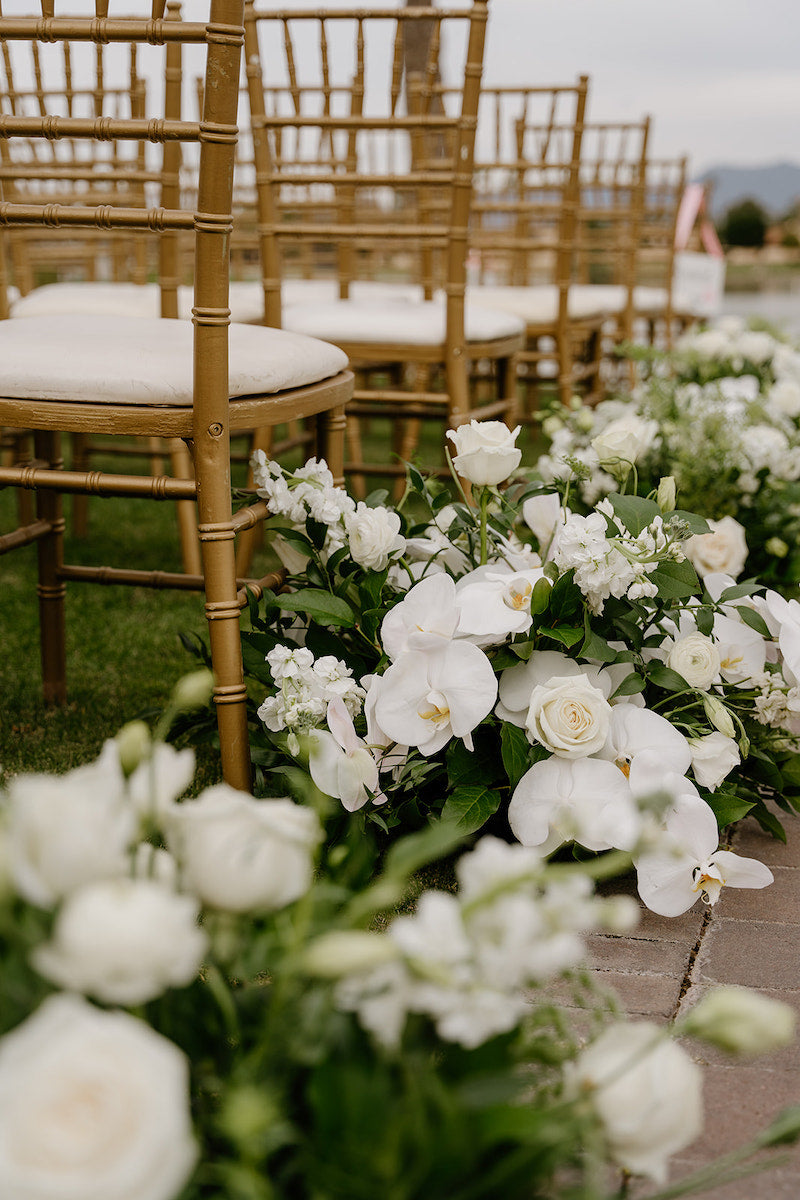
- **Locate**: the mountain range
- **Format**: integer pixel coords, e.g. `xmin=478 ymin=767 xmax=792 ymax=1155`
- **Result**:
xmin=697 ymin=162 xmax=800 ymax=218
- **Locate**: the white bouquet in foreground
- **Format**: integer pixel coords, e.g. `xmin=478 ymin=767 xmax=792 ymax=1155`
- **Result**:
xmin=2 ymin=684 xmax=799 ymax=1199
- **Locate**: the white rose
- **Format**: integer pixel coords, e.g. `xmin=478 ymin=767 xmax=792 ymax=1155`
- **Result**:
xmin=681 ymin=986 xmax=796 ymax=1056
xmin=31 ymin=878 xmax=207 ymax=1006
xmin=166 ymin=785 xmax=323 ymax=913
xmin=446 ymin=420 xmax=522 ymax=486
xmin=526 ymin=674 xmax=612 ymax=757
xmin=667 ymin=633 xmax=721 ymax=691
xmin=591 ymin=415 xmax=656 ymax=474
xmin=2 ymin=743 xmax=135 ymax=908
xmin=0 ymin=993 xmax=197 ymax=1200
xmin=688 ymin=732 xmax=740 ymax=790
xmin=685 ymin=516 xmax=748 ymax=580
xmin=565 ymin=1020 xmax=703 ymax=1183
xmin=345 ymin=502 xmax=406 ymax=570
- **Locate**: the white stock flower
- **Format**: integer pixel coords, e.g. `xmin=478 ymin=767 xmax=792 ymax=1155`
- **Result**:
xmin=31 ymin=878 xmax=207 ymax=1006
xmin=2 ymin=742 xmax=135 ymax=908
xmin=166 ymin=786 xmax=322 ymax=913
xmin=380 ymin=574 xmax=461 ymax=661
xmin=635 ymin=796 xmax=773 ymax=916
xmin=685 ymin=516 xmax=748 ymax=579
xmin=127 ymin=743 xmax=196 ymax=821
xmin=667 ymin=632 xmax=721 ymax=690
xmin=308 ymin=697 xmax=381 ymax=812
xmin=591 ymin=414 xmax=657 ymax=475
xmin=688 ymin=732 xmax=741 ymax=790
xmin=738 ymin=329 xmax=775 ymax=365
xmin=344 ymin=503 xmax=405 ymax=571
xmin=526 ymin=674 xmax=612 ymax=757
xmin=0 ymin=993 xmax=197 ymax=1200
xmin=566 ymin=1020 xmax=703 ymax=1183
xmin=508 ymin=756 xmax=640 ymax=853
xmin=768 ymin=377 xmax=800 ymax=419
xmin=682 ymin=986 xmax=797 ymax=1056
xmin=446 ymin=420 xmax=522 ymax=486
xmin=373 ymin=634 xmax=498 ymax=755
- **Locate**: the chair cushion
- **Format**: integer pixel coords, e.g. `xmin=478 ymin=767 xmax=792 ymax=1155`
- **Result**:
xmin=282 ymin=296 xmax=524 ymax=346
xmin=467 ymin=283 xmax=671 ymax=324
xmin=0 ymin=315 xmax=348 ymax=405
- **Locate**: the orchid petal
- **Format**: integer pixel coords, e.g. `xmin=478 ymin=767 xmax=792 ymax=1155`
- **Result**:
xmin=710 ymin=850 xmax=774 ymax=891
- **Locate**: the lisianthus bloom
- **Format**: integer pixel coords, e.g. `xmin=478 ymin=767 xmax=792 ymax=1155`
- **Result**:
xmin=635 ymin=796 xmax=773 ymax=917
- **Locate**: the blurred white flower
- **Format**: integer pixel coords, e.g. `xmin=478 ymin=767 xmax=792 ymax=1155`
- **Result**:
xmin=0 ymin=993 xmax=197 ymax=1200
xmin=127 ymin=743 xmax=196 ymax=821
xmin=681 ymin=986 xmax=796 ymax=1056
xmin=591 ymin=414 xmax=657 ymax=476
xmin=2 ymin=741 xmax=135 ymax=908
xmin=166 ymin=787 xmax=323 ymax=913
xmin=31 ymin=878 xmax=207 ymax=1006
xmin=685 ymin=516 xmax=748 ymax=580
xmin=565 ymin=1020 xmax=702 ymax=1183
xmin=508 ymin=756 xmax=639 ymax=854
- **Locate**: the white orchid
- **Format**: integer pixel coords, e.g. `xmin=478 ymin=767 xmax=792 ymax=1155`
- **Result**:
xmin=380 ymin=573 xmax=461 ymax=661
xmin=596 ymin=703 xmax=692 ymax=778
xmin=508 ymin=756 xmax=640 ymax=854
xmin=455 ymin=563 xmax=545 ymax=644
xmin=373 ymin=634 xmax=498 ymax=755
xmin=635 ymin=796 xmax=773 ymax=916
xmin=308 ymin=698 xmax=381 ymax=812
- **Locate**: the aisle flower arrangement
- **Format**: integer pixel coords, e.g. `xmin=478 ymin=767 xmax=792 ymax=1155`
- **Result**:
xmin=1 ymin=688 xmax=798 ymax=1200
xmin=236 ymin=420 xmax=800 ymax=919
xmin=537 ymin=317 xmax=800 ymax=587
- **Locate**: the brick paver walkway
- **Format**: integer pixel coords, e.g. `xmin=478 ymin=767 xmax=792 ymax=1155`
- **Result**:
xmin=582 ymin=819 xmax=800 ymax=1198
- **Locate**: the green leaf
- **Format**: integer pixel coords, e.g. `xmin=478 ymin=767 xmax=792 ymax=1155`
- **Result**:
xmin=501 ymin=723 xmax=531 ymax=789
xmin=539 ymin=625 xmax=583 ymax=649
xmin=649 ymin=558 xmax=701 ymax=600
xmin=695 ymin=606 xmax=714 ymax=637
xmin=705 ymin=792 xmax=755 ymax=829
xmin=736 ymin=605 xmax=772 ymax=637
xmin=609 ymin=671 xmax=646 ymax=699
xmin=440 ymin=786 xmax=502 ymax=835
xmin=667 ymin=509 xmax=711 ymax=536
xmin=277 ymin=589 xmax=356 ymax=628
xmin=305 ymin=515 xmax=329 ymax=550
xmin=266 ymin=525 xmax=313 ymax=554
xmin=717 ymin=581 xmax=762 ymax=603
xmin=547 ymin=570 xmax=582 ymax=621
xmin=647 ymin=661 xmax=692 ymax=692
xmin=579 ymin=626 xmax=618 ymax=663
xmin=607 ymin=493 xmax=661 ymax=535
xmin=751 ymin=804 xmax=787 ymax=843
xmin=779 ymin=756 xmax=800 ymax=788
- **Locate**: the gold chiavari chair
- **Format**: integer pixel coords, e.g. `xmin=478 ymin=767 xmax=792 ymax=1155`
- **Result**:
xmin=241 ymin=0 xmax=524 ymax=496
xmin=635 ymin=154 xmax=689 ymax=348
xmin=0 ymin=0 xmax=353 ymax=790
xmin=455 ymin=79 xmax=609 ymax=412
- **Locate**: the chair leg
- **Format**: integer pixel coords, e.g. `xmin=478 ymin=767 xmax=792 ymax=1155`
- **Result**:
xmin=33 ymin=431 xmax=67 ymax=705
xmin=70 ymin=433 xmax=90 ymax=537
xmin=169 ymin=438 xmax=203 ymax=576
xmin=317 ymin=404 xmax=347 ymax=487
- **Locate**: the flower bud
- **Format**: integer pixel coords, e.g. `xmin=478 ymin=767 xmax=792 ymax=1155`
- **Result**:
xmin=171 ymin=669 xmax=215 ymax=712
xmin=302 ymin=931 xmax=399 ymax=978
xmin=656 ymin=476 xmax=677 ymax=514
xmin=702 ymin=695 xmax=736 ymax=738
xmin=599 ymin=894 xmax=641 ymax=934
xmin=217 ymin=1084 xmax=282 ymax=1151
xmin=530 ymin=576 xmax=553 ymax=615
xmin=766 ymin=537 xmax=789 ymax=559
xmin=542 ymin=415 xmax=564 ymax=439
xmin=116 ymin=720 xmax=152 ymax=776
xmin=682 ymin=986 xmax=796 ymax=1056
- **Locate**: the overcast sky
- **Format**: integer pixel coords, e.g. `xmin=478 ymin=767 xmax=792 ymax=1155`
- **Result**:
xmin=484 ymin=0 xmax=800 ymax=175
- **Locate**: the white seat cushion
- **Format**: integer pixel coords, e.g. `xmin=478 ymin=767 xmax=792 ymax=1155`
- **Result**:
xmin=282 ymin=295 xmax=524 ymax=346
xmin=467 ymin=283 xmax=671 ymax=324
xmin=0 ymin=315 xmax=348 ymax=405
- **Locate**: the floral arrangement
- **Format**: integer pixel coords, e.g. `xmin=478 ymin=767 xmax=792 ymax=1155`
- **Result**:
xmin=234 ymin=420 xmax=800 ymax=923
xmin=1 ymin=682 xmax=799 ymax=1200
xmin=536 ymin=316 xmax=800 ymax=586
